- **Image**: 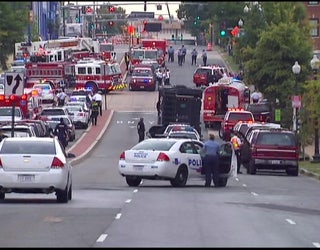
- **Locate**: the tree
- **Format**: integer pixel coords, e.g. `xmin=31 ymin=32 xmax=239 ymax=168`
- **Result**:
xmin=0 ymin=2 xmax=30 ymax=70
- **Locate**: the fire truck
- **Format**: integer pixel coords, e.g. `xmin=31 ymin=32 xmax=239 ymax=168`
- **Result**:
xmin=74 ymin=57 xmax=125 ymax=94
xmin=0 ymin=88 xmax=42 ymax=120
xmin=129 ymin=47 xmax=163 ymax=73
xmin=202 ymin=77 xmax=251 ymax=128
xmin=141 ymin=38 xmax=167 ymax=66
xmin=99 ymin=42 xmax=116 ymax=61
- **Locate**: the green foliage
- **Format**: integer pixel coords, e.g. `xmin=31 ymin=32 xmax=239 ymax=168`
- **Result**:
xmin=0 ymin=2 xmax=30 ymax=70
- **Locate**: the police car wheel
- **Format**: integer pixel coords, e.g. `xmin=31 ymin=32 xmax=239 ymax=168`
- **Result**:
xmin=126 ymin=176 xmax=142 ymax=187
xmin=170 ymin=166 xmax=188 ymax=187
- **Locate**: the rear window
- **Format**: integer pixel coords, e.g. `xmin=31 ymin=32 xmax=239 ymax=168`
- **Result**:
xmin=41 ymin=109 xmax=66 ymax=116
xmin=195 ymin=68 xmax=211 ymax=75
xmin=0 ymin=140 xmax=55 ymax=154
xmin=228 ymin=112 xmax=253 ymax=121
xmin=132 ymin=140 xmax=176 ymax=151
xmin=257 ymin=133 xmax=296 ymax=146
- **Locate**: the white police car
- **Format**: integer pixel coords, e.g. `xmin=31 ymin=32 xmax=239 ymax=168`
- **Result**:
xmin=119 ymin=138 xmax=237 ymax=187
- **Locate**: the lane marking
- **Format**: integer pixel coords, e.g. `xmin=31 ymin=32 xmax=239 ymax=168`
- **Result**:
xmin=125 ymin=199 xmax=132 ymax=203
xmin=242 ymin=184 xmax=247 ymax=187
xmin=285 ymin=219 xmax=296 ymax=225
xmin=96 ymin=234 xmax=108 ymax=242
xmin=115 ymin=213 xmax=122 ymax=219
xmin=251 ymin=192 xmax=258 ymax=196
xmin=133 ymin=189 xmax=138 ymax=193
xmin=313 ymin=242 xmax=320 ymax=248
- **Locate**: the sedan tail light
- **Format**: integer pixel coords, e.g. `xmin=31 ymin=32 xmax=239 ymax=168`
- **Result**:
xmin=120 ymin=151 xmax=125 ymax=160
xmin=51 ymin=157 xmax=64 ymax=168
xmin=156 ymin=152 xmax=170 ymax=162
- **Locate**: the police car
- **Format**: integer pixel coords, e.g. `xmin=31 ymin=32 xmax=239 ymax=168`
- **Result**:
xmin=118 ymin=138 xmax=237 ymax=187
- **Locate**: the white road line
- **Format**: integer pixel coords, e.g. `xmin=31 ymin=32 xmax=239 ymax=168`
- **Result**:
xmin=251 ymin=192 xmax=258 ymax=196
xmin=125 ymin=199 xmax=132 ymax=203
xmin=133 ymin=189 xmax=138 ymax=193
xmin=285 ymin=219 xmax=296 ymax=225
xmin=115 ymin=213 xmax=122 ymax=219
xmin=235 ymin=177 xmax=239 ymax=181
xmin=242 ymin=183 xmax=247 ymax=187
xmin=313 ymin=242 xmax=320 ymax=248
xmin=96 ymin=234 xmax=108 ymax=242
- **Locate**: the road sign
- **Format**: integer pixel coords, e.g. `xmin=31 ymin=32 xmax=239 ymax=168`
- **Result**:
xmin=86 ymin=6 xmax=93 ymax=14
xmin=292 ymin=95 xmax=301 ymax=108
xmin=4 ymin=72 xmax=24 ymax=96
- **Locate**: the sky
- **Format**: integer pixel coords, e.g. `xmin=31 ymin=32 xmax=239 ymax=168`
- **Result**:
xmin=67 ymin=1 xmax=181 ymax=19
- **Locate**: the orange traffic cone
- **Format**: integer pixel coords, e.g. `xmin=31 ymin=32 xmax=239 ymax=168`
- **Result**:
xmin=207 ymin=42 xmax=212 ymax=51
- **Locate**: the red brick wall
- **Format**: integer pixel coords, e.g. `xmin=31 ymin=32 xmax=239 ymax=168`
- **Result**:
xmin=304 ymin=1 xmax=320 ymax=51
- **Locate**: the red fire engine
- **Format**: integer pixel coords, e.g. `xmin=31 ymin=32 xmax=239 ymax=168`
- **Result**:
xmin=74 ymin=58 xmax=125 ymax=94
xmin=99 ymin=42 xmax=116 ymax=61
xmin=0 ymin=88 xmax=42 ymax=120
xmin=141 ymin=38 xmax=167 ymax=66
xmin=129 ymin=47 xmax=160 ymax=73
xmin=202 ymin=77 xmax=251 ymax=128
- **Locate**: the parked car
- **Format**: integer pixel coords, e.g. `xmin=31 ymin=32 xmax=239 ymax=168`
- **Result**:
xmin=0 ymin=106 xmax=24 ymax=123
xmin=0 ymin=137 xmax=75 ymax=202
xmin=119 ymin=138 xmax=236 ymax=187
xmin=240 ymin=128 xmax=299 ymax=176
xmin=129 ymin=65 xmax=156 ymax=91
xmin=64 ymin=102 xmax=91 ymax=129
xmin=245 ymin=101 xmax=274 ymax=122
xmin=33 ymin=83 xmax=56 ymax=104
xmin=46 ymin=116 xmax=76 ymax=142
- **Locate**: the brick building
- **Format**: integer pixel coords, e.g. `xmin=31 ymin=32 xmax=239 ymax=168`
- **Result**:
xmin=305 ymin=1 xmax=320 ymax=52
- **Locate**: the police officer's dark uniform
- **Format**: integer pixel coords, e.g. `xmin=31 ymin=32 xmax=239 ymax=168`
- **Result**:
xmin=91 ymin=101 xmax=99 ymax=125
xmin=137 ymin=117 xmax=145 ymax=142
xmin=54 ymin=118 xmax=68 ymax=150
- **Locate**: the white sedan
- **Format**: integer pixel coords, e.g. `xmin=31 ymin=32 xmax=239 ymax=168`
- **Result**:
xmin=119 ymin=138 xmax=237 ymax=187
xmin=0 ymin=137 xmax=75 ymax=203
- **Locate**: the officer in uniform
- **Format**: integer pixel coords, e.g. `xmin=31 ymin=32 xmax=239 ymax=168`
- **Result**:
xmin=54 ymin=117 xmax=68 ymax=150
xmin=231 ymin=131 xmax=242 ymax=174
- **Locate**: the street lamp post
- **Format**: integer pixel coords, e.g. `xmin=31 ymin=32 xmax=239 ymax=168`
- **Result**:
xmin=292 ymin=61 xmax=301 ymax=134
xmin=310 ymin=55 xmax=320 ymax=162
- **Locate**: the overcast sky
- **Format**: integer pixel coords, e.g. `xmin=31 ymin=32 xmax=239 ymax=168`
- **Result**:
xmin=67 ymin=1 xmax=181 ymax=18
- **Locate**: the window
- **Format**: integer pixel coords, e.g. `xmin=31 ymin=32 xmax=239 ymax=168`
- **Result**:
xmin=308 ymin=2 xmax=319 ymax=5
xmin=78 ymin=67 xmax=86 ymax=74
xmin=88 ymin=67 xmax=92 ymax=74
xmin=310 ymin=19 xmax=319 ymax=37
xmin=96 ymin=67 xmax=101 ymax=74
xmin=0 ymin=141 xmax=56 ymax=154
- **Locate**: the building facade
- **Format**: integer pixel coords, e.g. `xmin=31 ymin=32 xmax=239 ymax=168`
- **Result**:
xmin=305 ymin=1 xmax=320 ymax=51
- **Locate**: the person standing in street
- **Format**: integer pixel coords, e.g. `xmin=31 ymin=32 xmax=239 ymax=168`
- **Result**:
xmin=230 ymin=131 xmax=243 ymax=174
xmin=202 ymin=49 xmax=208 ymax=66
xmin=92 ymin=91 xmax=103 ymax=116
xmin=124 ymin=52 xmax=130 ymax=71
xmin=181 ymin=44 xmax=187 ymax=64
xmin=168 ymin=46 xmax=174 ymax=62
xmin=201 ymin=131 xmax=220 ymax=187
xmin=54 ymin=117 xmax=69 ymax=150
xmin=137 ymin=117 xmax=145 ymax=142
xmin=191 ymin=48 xmax=198 ymax=65
xmin=91 ymin=101 xmax=99 ymax=126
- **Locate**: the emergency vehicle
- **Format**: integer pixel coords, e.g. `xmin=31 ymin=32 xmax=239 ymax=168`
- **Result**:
xmin=74 ymin=57 xmax=125 ymax=94
xmin=99 ymin=42 xmax=116 ymax=61
xmin=141 ymin=39 xmax=167 ymax=66
xmin=129 ymin=47 xmax=162 ymax=73
xmin=0 ymin=88 xmax=42 ymax=120
xmin=193 ymin=65 xmax=228 ymax=87
xmin=202 ymin=77 xmax=251 ymax=128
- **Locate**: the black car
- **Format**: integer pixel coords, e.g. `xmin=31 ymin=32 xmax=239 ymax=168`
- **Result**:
xmin=245 ymin=101 xmax=273 ymax=122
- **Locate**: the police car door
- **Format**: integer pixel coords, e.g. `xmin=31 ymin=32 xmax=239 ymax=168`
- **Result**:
xmin=179 ymin=141 xmax=202 ymax=178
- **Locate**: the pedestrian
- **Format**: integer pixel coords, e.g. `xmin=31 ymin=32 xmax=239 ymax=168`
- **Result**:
xmin=156 ymin=68 xmax=163 ymax=86
xmin=250 ymin=87 xmax=263 ymax=103
xmin=92 ymin=90 xmax=103 ymax=116
xmin=191 ymin=48 xmax=198 ymax=65
xmin=91 ymin=100 xmax=99 ymax=125
xmin=56 ymin=89 xmax=68 ymax=107
xmin=164 ymin=68 xmax=170 ymax=85
xmin=168 ymin=46 xmax=174 ymax=62
xmin=201 ymin=131 xmax=220 ymax=187
xmin=177 ymin=49 xmax=183 ymax=66
xmin=124 ymin=52 xmax=130 ymax=71
xmin=54 ymin=117 xmax=68 ymax=150
xmin=202 ymin=49 xmax=208 ymax=66
xmin=230 ymin=131 xmax=242 ymax=174
xmin=137 ymin=117 xmax=145 ymax=142
xmin=181 ymin=44 xmax=187 ymax=63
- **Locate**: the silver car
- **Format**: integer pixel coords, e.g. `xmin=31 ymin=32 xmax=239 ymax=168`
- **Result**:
xmin=0 ymin=137 xmax=75 ymax=202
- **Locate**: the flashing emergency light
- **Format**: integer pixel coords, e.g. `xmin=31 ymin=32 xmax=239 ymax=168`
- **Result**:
xmin=9 ymin=95 xmax=16 ymax=101
xmin=21 ymin=94 xmax=27 ymax=100
xmin=0 ymin=95 xmax=5 ymax=101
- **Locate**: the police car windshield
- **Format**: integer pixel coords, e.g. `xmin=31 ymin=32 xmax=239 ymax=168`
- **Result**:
xmin=132 ymin=69 xmax=152 ymax=77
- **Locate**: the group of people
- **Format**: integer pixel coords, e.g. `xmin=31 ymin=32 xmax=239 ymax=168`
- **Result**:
xmin=168 ymin=45 xmax=209 ymax=67
xmin=155 ymin=67 xmax=171 ymax=86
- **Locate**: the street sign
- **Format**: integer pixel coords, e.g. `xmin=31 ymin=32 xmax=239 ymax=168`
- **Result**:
xmin=4 ymin=72 xmax=24 ymax=96
xmin=275 ymin=109 xmax=281 ymax=122
xmin=292 ymin=95 xmax=301 ymax=108
xmin=86 ymin=6 xmax=93 ymax=14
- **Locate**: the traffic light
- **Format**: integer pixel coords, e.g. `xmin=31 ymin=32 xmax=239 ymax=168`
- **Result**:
xmin=109 ymin=21 xmax=114 ymax=26
xmin=75 ymin=14 xmax=80 ymax=23
xmin=81 ymin=6 xmax=86 ymax=14
xmin=220 ymin=30 xmax=226 ymax=36
xmin=171 ymin=34 xmax=175 ymax=40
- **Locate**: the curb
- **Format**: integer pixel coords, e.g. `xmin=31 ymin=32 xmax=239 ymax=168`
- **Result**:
xmin=300 ymin=168 xmax=320 ymax=180
xmin=67 ymin=110 xmax=114 ymax=165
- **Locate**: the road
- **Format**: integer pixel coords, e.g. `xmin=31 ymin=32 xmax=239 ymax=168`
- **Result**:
xmin=0 ymin=44 xmax=319 ymax=247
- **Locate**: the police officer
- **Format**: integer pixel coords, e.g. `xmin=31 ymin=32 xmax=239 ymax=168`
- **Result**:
xmin=201 ymin=131 xmax=220 ymax=187
xmin=137 ymin=117 xmax=145 ymax=142
xmin=92 ymin=91 xmax=103 ymax=116
xmin=91 ymin=100 xmax=99 ymax=126
xmin=54 ymin=117 xmax=68 ymax=150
